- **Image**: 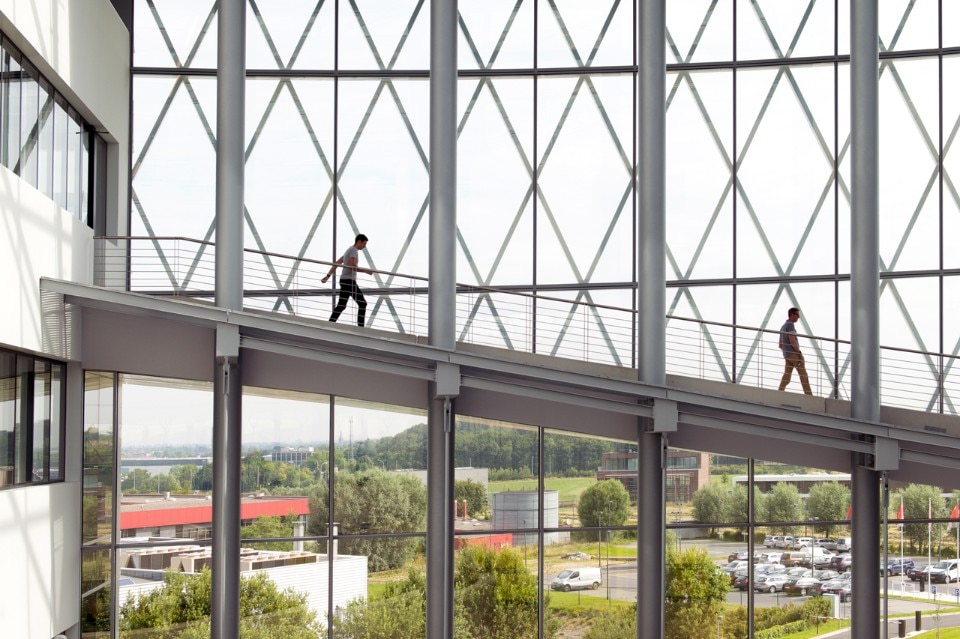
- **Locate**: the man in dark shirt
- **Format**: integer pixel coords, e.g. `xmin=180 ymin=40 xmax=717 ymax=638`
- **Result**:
xmin=778 ymin=307 xmax=812 ymax=395
xmin=322 ymin=234 xmax=369 ymax=326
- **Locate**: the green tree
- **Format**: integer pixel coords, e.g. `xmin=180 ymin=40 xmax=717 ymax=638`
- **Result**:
xmin=121 ymin=468 xmax=153 ymax=492
xmin=692 ymin=481 xmax=728 ymax=535
xmin=804 ymin=481 xmax=851 ymax=537
xmin=577 ymin=480 xmax=631 ymax=540
xmin=308 ymin=470 xmax=427 ymax=571
xmin=664 ymin=547 xmax=729 ymax=639
xmin=119 ymin=569 xmax=322 ymax=638
xmin=763 ymin=483 xmax=803 ymax=533
xmin=454 ymin=479 xmax=488 ymax=518
xmin=583 ymin=606 xmax=636 ymax=639
xmin=899 ymin=483 xmax=946 ymax=553
xmin=241 ymin=515 xmax=298 ymax=551
xmin=455 ymin=545 xmax=551 ymax=639
xmin=724 ymin=484 xmax=764 ymax=526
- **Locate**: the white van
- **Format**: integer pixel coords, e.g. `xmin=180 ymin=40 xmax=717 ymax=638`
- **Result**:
xmin=835 ymin=537 xmax=852 ymax=552
xmin=551 ymin=567 xmax=602 ymax=592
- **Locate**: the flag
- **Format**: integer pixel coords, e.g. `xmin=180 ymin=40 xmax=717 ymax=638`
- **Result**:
xmin=846 ymin=504 xmax=852 ymax=519
xmin=951 ymin=502 xmax=959 ymax=520
xmin=896 ymin=501 xmax=904 ymax=521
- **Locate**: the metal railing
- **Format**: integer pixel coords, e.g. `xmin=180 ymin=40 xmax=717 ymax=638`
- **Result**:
xmin=94 ymin=236 xmax=959 ymax=416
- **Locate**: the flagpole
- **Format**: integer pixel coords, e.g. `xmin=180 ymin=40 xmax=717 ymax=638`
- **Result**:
xmin=929 ymin=497 xmax=933 ymax=597
xmin=955 ymin=499 xmax=958 ymax=577
xmin=899 ymin=500 xmax=904 ymax=593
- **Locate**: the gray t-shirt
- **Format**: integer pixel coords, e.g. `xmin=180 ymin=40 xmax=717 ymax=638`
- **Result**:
xmin=779 ymin=320 xmax=798 ymax=357
xmin=340 ymin=245 xmax=359 ymax=280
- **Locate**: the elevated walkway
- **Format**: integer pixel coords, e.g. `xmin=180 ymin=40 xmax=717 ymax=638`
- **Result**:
xmin=41 ymin=276 xmax=960 ymax=488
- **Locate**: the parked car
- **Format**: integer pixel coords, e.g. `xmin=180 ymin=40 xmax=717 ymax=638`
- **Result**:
xmin=819 ymin=572 xmax=852 ymax=595
xmin=728 ymin=550 xmax=758 ymax=563
xmin=881 ymin=558 xmax=915 ymax=576
xmin=776 ymin=536 xmax=795 ymax=549
xmin=721 ymin=560 xmax=750 ymax=575
xmin=839 ymin=583 xmax=853 ymax=603
xmin=792 ymin=537 xmax=813 ymax=549
xmin=814 ymin=538 xmax=836 ymax=549
xmin=755 ymin=574 xmax=790 ymax=593
xmin=733 ymin=572 xmax=751 ymax=591
xmin=838 ymin=554 xmax=853 ymax=572
xmin=835 ymin=536 xmax=852 ymax=552
xmin=908 ymin=564 xmax=933 ymax=582
xmin=929 ymin=559 xmax=959 ymax=583
xmin=551 ymin=567 xmax=602 ymax=591
xmin=759 ymin=552 xmax=783 ymax=565
xmin=764 ymin=535 xmax=784 ymax=548
xmin=783 ymin=570 xmax=817 ymax=595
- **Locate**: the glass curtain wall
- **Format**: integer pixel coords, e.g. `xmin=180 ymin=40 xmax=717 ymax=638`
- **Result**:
xmin=130 ymin=0 xmax=960 ymax=415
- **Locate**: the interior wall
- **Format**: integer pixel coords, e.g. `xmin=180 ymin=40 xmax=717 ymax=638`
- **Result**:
xmin=0 ymin=166 xmax=93 ymax=354
xmin=0 ymin=482 xmax=80 ymax=639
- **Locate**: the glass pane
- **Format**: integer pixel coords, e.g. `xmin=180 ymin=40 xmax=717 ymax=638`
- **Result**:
xmin=332 ymin=543 xmax=422 ymax=637
xmin=736 ymin=64 xmax=838 ymax=279
xmin=53 ymin=95 xmax=68 ymax=210
xmin=667 ymin=0 xmax=732 ymax=64
xmin=337 ymin=0 xmax=430 ymax=71
xmin=67 ymin=108 xmax=82 ymax=220
xmin=457 ymin=76 xmax=534 ymax=287
xmin=737 ymin=0 xmax=837 ymax=60
xmin=944 ymin=55 xmax=960 ymax=270
xmin=248 ymin=0 xmax=334 ymax=70
xmin=80 ymin=128 xmax=90 ymax=224
xmin=80 ymin=547 xmax=111 ymax=638
xmin=336 ymin=78 xmax=430 ymax=278
xmin=537 ymin=0 xmax=633 ymax=68
xmin=879 ymin=57 xmax=939 ymax=273
xmin=2 ymin=44 xmax=21 ymax=171
xmin=244 ymin=78 xmax=334 ymax=261
xmin=879 ymin=0 xmax=938 ymax=52
xmin=118 ymin=375 xmax=212 ymax=542
xmin=880 ymin=276 xmax=941 ymax=411
xmin=133 ymin=0 xmax=218 ymax=68
xmin=667 ymin=69 xmax=733 ymax=280
xmin=454 ymin=542 xmax=540 ymax=638
xmin=37 ymin=79 xmax=54 ymax=198
xmin=536 ymin=74 xmax=634 ymax=285
xmin=459 ymin=0 xmax=533 ymax=69
xmin=83 ymin=372 xmax=114 ymax=546
xmin=131 ymin=75 xmax=217 ymax=239
xmin=14 ymin=355 xmax=29 ymax=484
xmin=947 ymin=4 xmax=960 ymax=48
xmin=736 ymin=282 xmax=838 ymax=397
xmin=32 ymin=359 xmax=50 ymax=481
xmin=49 ymin=363 xmax=64 ymax=480
xmin=19 ymin=61 xmax=38 ymax=186
xmin=666 ymin=285 xmax=734 ymax=382
xmin=328 ymin=399 xmax=427 ymax=550
xmin=0 ymin=351 xmax=14 ymax=487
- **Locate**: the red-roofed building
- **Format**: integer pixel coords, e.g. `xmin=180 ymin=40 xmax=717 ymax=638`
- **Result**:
xmin=120 ymin=494 xmax=310 ymax=539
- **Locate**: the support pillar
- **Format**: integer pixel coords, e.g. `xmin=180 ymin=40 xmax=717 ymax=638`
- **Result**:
xmin=637 ymin=0 xmax=667 ymax=637
xmin=850 ymin=0 xmax=881 ymax=636
xmin=427 ymin=0 xmax=457 ymax=635
xmin=211 ymin=325 xmax=241 ymax=639
xmin=212 ymin=1 xmax=245 ymax=636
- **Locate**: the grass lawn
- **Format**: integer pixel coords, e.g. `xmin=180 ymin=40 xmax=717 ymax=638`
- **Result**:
xmin=913 ymin=629 xmax=960 ymax=638
xmin=781 ymin=618 xmax=849 ymax=638
xmin=546 ymin=590 xmax=634 ymax=613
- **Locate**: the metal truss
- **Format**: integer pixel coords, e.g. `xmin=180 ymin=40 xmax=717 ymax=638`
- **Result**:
xmin=131 ymin=0 xmax=959 ymax=412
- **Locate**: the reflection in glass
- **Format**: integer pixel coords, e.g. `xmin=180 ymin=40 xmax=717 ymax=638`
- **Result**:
xmin=80 ymin=548 xmax=111 ymax=638
xmin=0 ymin=352 xmax=15 ymax=487
xmin=2 ymin=43 xmax=21 ymax=171
xmin=83 ymin=372 xmax=114 ymax=546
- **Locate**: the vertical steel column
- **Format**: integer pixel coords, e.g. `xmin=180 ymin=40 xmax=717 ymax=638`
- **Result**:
xmin=427 ymin=0 xmax=457 ymax=637
xmin=637 ymin=1 xmax=667 ymax=637
xmin=212 ymin=1 xmax=245 ymax=638
xmin=212 ymin=326 xmax=241 ymax=639
xmin=215 ymin=0 xmax=245 ymax=311
xmin=850 ymin=1 xmax=880 ymax=637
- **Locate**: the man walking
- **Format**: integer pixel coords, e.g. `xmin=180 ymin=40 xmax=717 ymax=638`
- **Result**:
xmin=778 ymin=306 xmax=812 ymax=395
xmin=322 ymin=234 xmax=369 ymax=326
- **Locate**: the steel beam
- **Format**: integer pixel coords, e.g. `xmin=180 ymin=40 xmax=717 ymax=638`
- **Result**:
xmin=211 ymin=324 xmax=241 ymax=639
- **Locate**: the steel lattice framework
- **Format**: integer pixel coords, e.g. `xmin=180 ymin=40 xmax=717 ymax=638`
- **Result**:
xmin=130 ymin=0 xmax=960 ymax=411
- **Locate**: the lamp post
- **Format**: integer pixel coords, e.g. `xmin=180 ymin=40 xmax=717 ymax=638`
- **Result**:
xmin=598 ymin=509 xmax=603 ymax=568
xmin=716 ymin=614 xmax=723 ymax=639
